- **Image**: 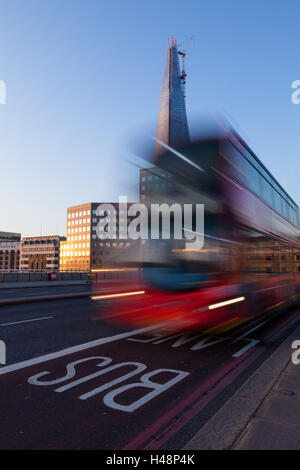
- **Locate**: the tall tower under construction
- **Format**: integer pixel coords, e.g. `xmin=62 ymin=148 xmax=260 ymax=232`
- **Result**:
xmin=154 ymin=36 xmax=190 ymax=158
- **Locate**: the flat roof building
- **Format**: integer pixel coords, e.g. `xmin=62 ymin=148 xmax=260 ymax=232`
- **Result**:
xmin=20 ymin=235 xmax=65 ymax=271
xmin=0 ymin=232 xmax=21 ymax=271
xmin=60 ymin=202 xmax=138 ymax=271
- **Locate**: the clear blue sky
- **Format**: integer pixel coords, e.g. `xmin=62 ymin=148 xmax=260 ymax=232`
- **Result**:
xmin=1 ymin=0 xmax=300 ymax=237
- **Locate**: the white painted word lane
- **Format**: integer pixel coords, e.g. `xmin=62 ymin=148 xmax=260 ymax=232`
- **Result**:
xmin=0 ymin=320 xmax=268 ymax=449
xmin=0 ymin=327 xmax=192 ymax=449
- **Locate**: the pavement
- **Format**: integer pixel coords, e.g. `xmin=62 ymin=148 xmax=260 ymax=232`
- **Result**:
xmin=0 ymin=280 xmax=132 ymax=305
xmin=184 ymin=322 xmax=300 ymax=450
xmin=0 ymin=280 xmax=88 ymax=289
xmin=234 ymin=334 xmax=300 ymax=450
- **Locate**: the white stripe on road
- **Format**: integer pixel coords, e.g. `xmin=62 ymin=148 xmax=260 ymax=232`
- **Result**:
xmin=2 ymin=292 xmax=51 ymax=298
xmin=0 ymin=316 xmax=54 ymax=327
xmin=22 ymin=292 xmax=50 ymax=296
xmin=0 ymin=324 xmax=164 ymax=376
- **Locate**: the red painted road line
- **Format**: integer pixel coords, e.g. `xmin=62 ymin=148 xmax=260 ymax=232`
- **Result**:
xmin=143 ymin=311 xmax=300 ymax=450
xmin=123 ymin=310 xmax=300 ymax=450
xmin=144 ymin=348 xmax=265 ymax=449
xmin=122 ymin=359 xmax=242 ymax=450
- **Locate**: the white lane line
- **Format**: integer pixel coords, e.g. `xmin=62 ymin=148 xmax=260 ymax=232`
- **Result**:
xmin=2 ymin=292 xmax=51 ymax=298
xmin=0 ymin=323 xmax=164 ymax=376
xmin=233 ymin=319 xmax=269 ymax=342
xmin=0 ymin=316 xmax=54 ymax=327
xmin=22 ymin=292 xmax=51 ymax=296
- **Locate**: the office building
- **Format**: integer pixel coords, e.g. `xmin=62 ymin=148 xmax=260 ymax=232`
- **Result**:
xmin=141 ymin=36 xmax=190 ymax=204
xmin=154 ymin=35 xmax=190 ymax=159
xmin=60 ymin=202 xmax=137 ymax=271
xmin=20 ymin=235 xmax=65 ymax=271
xmin=0 ymin=232 xmax=21 ymax=270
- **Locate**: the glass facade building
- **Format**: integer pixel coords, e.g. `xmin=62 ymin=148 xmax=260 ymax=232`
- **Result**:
xmin=154 ymin=37 xmax=190 ymax=158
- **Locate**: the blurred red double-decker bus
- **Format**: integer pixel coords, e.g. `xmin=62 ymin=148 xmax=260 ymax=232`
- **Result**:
xmin=98 ymin=125 xmax=300 ymax=332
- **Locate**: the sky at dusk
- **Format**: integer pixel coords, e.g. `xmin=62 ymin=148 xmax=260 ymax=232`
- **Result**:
xmin=1 ymin=0 xmax=300 ymax=236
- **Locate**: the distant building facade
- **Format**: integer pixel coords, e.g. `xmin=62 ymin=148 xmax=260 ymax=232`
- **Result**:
xmin=0 ymin=232 xmax=21 ymax=270
xmin=140 ymin=167 xmax=175 ymax=204
xmin=60 ymin=202 xmax=137 ymax=271
xmin=240 ymin=237 xmax=300 ymax=274
xmin=20 ymin=235 xmax=65 ymax=271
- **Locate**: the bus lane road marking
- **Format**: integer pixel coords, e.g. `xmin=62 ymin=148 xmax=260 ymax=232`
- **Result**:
xmin=123 ymin=311 xmax=300 ymax=450
xmin=0 ymin=323 xmax=192 ymax=414
xmin=126 ymin=319 xmax=269 ymax=358
xmin=0 ymin=317 xmax=275 ymax=420
xmin=27 ymin=355 xmax=190 ymax=413
xmin=23 ymin=321 xmax=267 ymax=414
xmin=0 ymin=324 xmax=165 ymax=376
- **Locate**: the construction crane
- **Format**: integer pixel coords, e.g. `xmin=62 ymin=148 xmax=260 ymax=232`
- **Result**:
xmin=177 ymin=35 xmax=195 ymax=93
xmin=178 ymin=50 xmax=187 ymax=85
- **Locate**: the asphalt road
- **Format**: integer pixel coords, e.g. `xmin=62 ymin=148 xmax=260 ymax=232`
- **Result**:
xmin=0 ymin=294 xmax=299 ymax=450
xmin=0 ymin=280 xmax=142 ymax=304
xmin=0 ymin=284 xmax=94 ymax=300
